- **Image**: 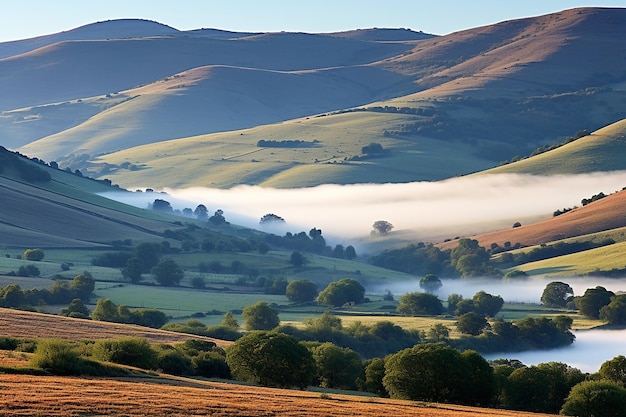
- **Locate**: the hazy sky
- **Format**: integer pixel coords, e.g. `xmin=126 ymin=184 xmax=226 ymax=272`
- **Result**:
xmin=1 ymin=1 xmax=624 ymax=42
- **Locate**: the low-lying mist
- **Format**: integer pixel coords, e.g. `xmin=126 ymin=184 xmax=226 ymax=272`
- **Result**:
xmin=103 ymin=171 xmax=626 ymax=247
xmin=371 ymin=276 xmax=626 ymax=304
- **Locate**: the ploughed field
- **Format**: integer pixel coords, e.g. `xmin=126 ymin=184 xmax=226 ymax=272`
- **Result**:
xmin=0 ymin=308 xmax=229 ymax=347
xmin=0 ymin=374 xmax=557 ymax=417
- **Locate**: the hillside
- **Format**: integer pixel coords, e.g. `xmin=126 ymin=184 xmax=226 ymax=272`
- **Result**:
xmin=0 ymin=374 xmax=555 ymax=417
xmin=0 ymin=147 xmax=187 ymax=248
xmin=439 ymin=188 xmax=626 ymax=251
xmin=481 ymin=118 xmax=626 ymax=175
xmin=1 ymin=8 xmax=624 ymax=188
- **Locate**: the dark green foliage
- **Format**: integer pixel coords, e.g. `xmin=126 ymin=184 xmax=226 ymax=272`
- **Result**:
xmin=471 ymin=291 xmax=504 ymax=317
xmin=226 ymin=332 xmax=315 ymax=389
xmin=0 ymin=284 xmax=25 ymax=307
xmin=22 ymin=248 xmax=45 ymax=261
xmin=561 ymin=380 xmax=626 ymax=417
xmin=361 ymin=358 xmax=387 ymax=396
xmin=599 ymin=355 xmax=626 ymax=385
xmin=513 ymin=240 xmax=614 ymax=265
xmin=242 ymin=301 xmax=280 ymax=330
xmin=91 ymin=251 xmax=133 ymax=267
xmin=194 ymin=204 xmax=208 ymax=220
xmin=577 ymin=286 xmax=614 ymax=319
xmin=151 ymin=198 xmax=173 ymax=212
xmin=317 ymin=278 xmax=365 ymax=307
xmin=419 ymin=274 xmax=442 ymax=292
xmin=134 ymin=242 xmax=162 ymax=272
xmin=361 ymin=142 xmax=384 ymax=155
xmin=541 ymin=281 xmax=574 ymax=307
xmin=371 ymin=220 xmax=393 ymax=235
xmin=502 ymin=361 xmax=586 ymax=414
xmin=156 ymin=346 xmax=194 ymax=376
xmin=151 ymin=259 xmax=184 ymax=286
xmin=285 ymin=279 xmax=318 ymax=303
xmin=600 ymin=294 xmax=626 ymax=324
xmin=581 ymin=191 xmax=607 ymax=206
xmin=122 ymin=257 xmax=144 ymax=283
xmin=344 ymin=245 xmax=357 ymax=260
xmin=221 ymin=312 xmax=239 ymax=329
xmin=70 ymin=273 xmax=95 ymax=300
xmin=0 ymin=147 xmax=51 ymax=182
xmin=397 ymin=292 xmax=445 ymax=316
xmin=91 ymin=299 xmax=168 ymax=328
xmin=192 ymin=350 xmax=231 ymax=378
xmin=259 ymin=213 xmax=285 ymax=224
xmin=92 ymin=337 xmax=158 ymax=370
xmin=311 ymin=342 xmax=363 ymax=390
xmin=161 ymin=320 xmax=242 ymax=341
xmin=456 ymin=312 xmax=488 ymax=335
xmin=371 ymin=242 xmax=450 ymax=276
xmin=383 ymin=343 xmax=493 ymax=406
xmin=289 ymin=251 xmax=307 ymax=267
xmin=208 ymin=209 xmax=227 ymax=225
xmin=60 ymin=298 xmax=90 ymax=319
xmin=30 ymin=339 xmax=82 ymax=375
xmin=17 ymin=264 xmax=40 ymax=277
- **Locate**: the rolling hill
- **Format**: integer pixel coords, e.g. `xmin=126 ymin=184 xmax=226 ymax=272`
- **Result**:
xmin=0 ymin=7 xmax=624 ymax=189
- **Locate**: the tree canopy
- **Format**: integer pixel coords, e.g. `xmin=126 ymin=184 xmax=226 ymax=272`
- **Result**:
xmin=317 ymin=278 xmax=365 ymax=307
xmin=286 ymin=279 xmax=318 ymax=303
xmin=541 ymin=281 xmax=574 ymax=308
xmin=397 ymin=292 xmax=444 ymax=316
xmin=242 ymin=301 xmax=280 ymax=330
xmin=226 ymin=332 xmax=315 ymax=389
xmin=419 ymin=274 xmax=442 ymax=293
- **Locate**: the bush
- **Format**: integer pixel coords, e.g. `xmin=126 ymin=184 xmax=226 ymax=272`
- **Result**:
xmin=22 ymin=248 xmax=45 ymax=261
xmin=30 ymin=339 xmax=82 ymax=375
xmin=92 ymin=337 xmax=158 ymax=370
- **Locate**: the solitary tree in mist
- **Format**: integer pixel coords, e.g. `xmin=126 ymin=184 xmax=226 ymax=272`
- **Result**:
xmin=372 ymin=220 xmax=393 ymax=235
xmin=419 ymin=274 xmax=442 ymax=293
xmin=541 ymin=281 xmax=574 ymax=308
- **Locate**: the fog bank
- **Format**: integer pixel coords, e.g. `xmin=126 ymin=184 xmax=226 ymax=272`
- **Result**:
xmin=102 ymin=172 xmax=626 ymax=245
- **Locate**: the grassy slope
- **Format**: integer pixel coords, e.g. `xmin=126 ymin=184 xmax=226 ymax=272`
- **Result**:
xmin=93 ymin=110 xmax=493 ymax=189
xmin=482 ymin=118 xmax=626 ymax=175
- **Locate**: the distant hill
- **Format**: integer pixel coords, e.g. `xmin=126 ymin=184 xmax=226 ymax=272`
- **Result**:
xmin=1 ymin=8 xmax=625 ymax=189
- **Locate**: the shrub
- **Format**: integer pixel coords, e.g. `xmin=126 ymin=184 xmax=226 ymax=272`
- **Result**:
xmin=92 ymin=337 xmax=158 ymax=370
xmin=30 ymin=339 xmax=82 ymax=375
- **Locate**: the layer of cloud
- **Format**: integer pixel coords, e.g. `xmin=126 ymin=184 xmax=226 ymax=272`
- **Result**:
xmin=103 ymin=171 xmax=626 ymax=245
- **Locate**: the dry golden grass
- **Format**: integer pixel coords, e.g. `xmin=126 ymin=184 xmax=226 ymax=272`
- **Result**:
xmin=0 ymin=374 xmax=557 ymax=417
xmin=0 ymin=350 xmax=31 ymax=368
xmin=439 ymin=189 xmax=626 ymax=251
xmin=0 ymin=308 xmax=231 ymax=347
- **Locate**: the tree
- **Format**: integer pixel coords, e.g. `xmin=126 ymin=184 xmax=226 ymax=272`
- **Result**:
xmin=70 ymin=272 xmax=95 ymax=300
xmin=419 ymin=274 xmax=442 ymax=293
xmin=242 ymin=301 xmax=280 ymax=330
xmin=383 ymin=343 xmax=492 ymax=406
xmin=122 ymin=257 xmax=143 ymax=283
xmin=344 ymin=245 xmax=357 ymax=260
xmin=91 ymin=298 xmax=120 ymax=322
xmin=361 ymin=142 xmax=384 ymax=155
xmin=61 ymin=298 xmax=90 ymax=319
xmin=259 ymin=213 xmax=285 ymax=224
xmin=577 ymin=286 xmax=614 ymax=319
xmin=600 ymin=294 xmax=626 ymax=324
xmin=541 ymin=281 xmax=574 ymax=308
xmin=371 ymin=220 xmax=393 ymax=235
xmin=1 ymin=284 xmax=24 ymax=307
xmin=285 ymin=279 xmax=318 ymax=303
xmin=17 ymin=264 xmax=40 ymax=277
xmin=151 ymin=259 xmax=184 ymax=286
xmin=362 ymin=358 xmax=387 ymax=396
xmin=151 ymin=199 xmax=173 ymax=213
xmin=92 ymin=337 xmax=158 ymax=370
xmin=397 ymin=292 xmax=444 ymax=316
xmin=289 ymin=251 xmax=307 ymax=268
xmin=208 ymin=209 xmax=227 ymax=225
xmin=427 ymin=323 xmax=450 ymax=341
xmin=221 ymin=311 xmax=239 ymax=329
xmin=22 ymin=248 xmax=45 ymax=261
xmin=471 ymin=290 xmax=504 ymax=317
xmin=599 ymin=355 xmax=626 ymax=385
xmin=332 ymin=244 xmax=345 ymax=259
xmin=456 ymin=312 xmax=488 ymax=335
xmin=134 ymin=242 xmax=161 ymax=272
xmin=226 ymin=332 xmax=315 ymax=388
xmin=560 ymin=380 xmax=626 ymax=417
xmin=311 ymin=342 xmax=363 ymax=390
xmin=194 ymin=204 xmax=208 ymax=220
xmin=317 ymin=278 xmax=365 ymax=307
xmin=505 ymin=362 xmax=585 ymax=414
xmin=305 ymin=311 xmax=343 ymax=332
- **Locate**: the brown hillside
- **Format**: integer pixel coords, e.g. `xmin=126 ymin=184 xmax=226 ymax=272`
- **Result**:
xmin=380 ymin=7 xmax=626 ymax=97
xmin=0 ymin=308 xmax=229 ymax=347
xmin=439 ymin=189 xmax=626 ymax=250
xmin=0 ymin=374 xmax=556 ymax=417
